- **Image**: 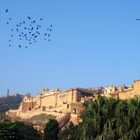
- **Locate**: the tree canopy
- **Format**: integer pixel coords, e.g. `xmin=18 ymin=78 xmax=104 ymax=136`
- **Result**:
xmin=0 ymin=121 xmax=41 ymax=140
xmin=59 ymin=96 xmax=140 ymax=140
xmin=44 ymin=119 xmax=59 ymax=140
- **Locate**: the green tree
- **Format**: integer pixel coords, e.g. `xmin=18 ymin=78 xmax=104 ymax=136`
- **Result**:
xmin=0 ymin=121 xmax=41 ymax=140
xmin=44 ymin=119 xmax=59 ymax=140
xmin=59 ymin=96 xmax=140 ymax=140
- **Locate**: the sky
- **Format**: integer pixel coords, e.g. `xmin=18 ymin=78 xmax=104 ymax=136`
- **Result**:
xmin=0 ymin=0 xmax=140 ymax=95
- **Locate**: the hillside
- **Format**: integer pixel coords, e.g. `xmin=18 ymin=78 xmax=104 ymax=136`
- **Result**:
xmin=0 ymin=94 xmax=23 ymax=114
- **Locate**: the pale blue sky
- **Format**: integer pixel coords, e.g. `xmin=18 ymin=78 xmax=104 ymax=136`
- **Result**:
xmin=0 ymin=0 xmax=140 ymax=95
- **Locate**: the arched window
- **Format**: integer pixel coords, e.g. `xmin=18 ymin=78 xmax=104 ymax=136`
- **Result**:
xmin=73 ymin=109 xmax=76 ymax=114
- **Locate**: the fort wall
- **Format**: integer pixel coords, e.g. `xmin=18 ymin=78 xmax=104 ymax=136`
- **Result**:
xmin=6 ymin=81 xmax=140 ymax=121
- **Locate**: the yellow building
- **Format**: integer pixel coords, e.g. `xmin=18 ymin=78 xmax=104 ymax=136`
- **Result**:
xmin=118 ymin=80 xmax=140 ymax=99
xmin=6 ymin=80 xmax=140 ymax=120
xmin=6 ymin=88 xmax=97 ymax=119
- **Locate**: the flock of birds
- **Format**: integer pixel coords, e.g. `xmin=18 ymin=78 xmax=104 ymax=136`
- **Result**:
xmin=5 ymin=9 xmax=53 ymax=48
xmin=4 ymin=8 xmax=139 ymax=49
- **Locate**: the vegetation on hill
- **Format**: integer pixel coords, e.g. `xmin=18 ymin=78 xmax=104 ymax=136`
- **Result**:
xmin=25 ymin=114 xmax=56 ymax=122
xmin=0 ymin=96 xmax=140 ymax=140
xmin=59 ymin=96 xmax=140 ymax=140
xmin=0 ymin=121 xmax=41 ymax=140
xmin=0 ymin=94 xmax=23 ymax=112
xmin=44 ymin=119 xmax=59 ymax=140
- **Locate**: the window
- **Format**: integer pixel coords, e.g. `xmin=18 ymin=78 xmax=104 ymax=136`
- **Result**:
xmin=67 ymin=104 xmax=69 ymax=108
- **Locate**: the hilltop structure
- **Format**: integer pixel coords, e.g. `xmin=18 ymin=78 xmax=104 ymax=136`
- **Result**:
xmin=6 ymin=87 xmax=102 ymax=120
xmin=103 ymin=80 xmax=140 ymax=99
xmin=6 ymin=80 xmax=140 ymax=128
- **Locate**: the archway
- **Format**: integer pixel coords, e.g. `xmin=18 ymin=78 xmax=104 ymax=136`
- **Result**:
xmin=73 ymin=109 xmax=76 ymax=114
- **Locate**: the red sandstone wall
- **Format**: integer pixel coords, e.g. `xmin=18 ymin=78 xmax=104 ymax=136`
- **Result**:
xmin=22 ymin=102 xmax=36 ymax=112
xmin=7 ymin=111 xmax=17 ymax=119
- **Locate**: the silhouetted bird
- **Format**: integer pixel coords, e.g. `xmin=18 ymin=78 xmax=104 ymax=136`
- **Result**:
xmin=28 ymin=16 xmax=31 ymax=20
xmin=7 ymin=15 xmax=53 ymax=48
xmin=5 ymin=9 xmax=8 ymax=13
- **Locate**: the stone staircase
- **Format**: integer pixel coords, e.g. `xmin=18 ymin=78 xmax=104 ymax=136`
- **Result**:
xmin=58 ymin=113 xmax=71 ymax=129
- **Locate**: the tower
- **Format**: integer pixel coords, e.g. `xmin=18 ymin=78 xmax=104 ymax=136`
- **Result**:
xmin=7 ymin=89 xmax=10 ymax=97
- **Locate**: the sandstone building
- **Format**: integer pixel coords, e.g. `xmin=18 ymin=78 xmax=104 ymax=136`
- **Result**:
xmin=6 ymin=87 xmax=101 ymax=119
xmin=6 ymin=80 xmax=140 ymax=121
xmin=103 ymin=80 xmax=140 ymax=99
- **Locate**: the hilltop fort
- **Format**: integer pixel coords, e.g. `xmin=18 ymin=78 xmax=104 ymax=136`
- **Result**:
xmin=6 ymin=80 xmax=140 ymax=130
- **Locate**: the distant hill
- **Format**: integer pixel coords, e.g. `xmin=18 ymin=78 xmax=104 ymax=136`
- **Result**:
xmin=0 ymin=94 xmax=23 ymax=113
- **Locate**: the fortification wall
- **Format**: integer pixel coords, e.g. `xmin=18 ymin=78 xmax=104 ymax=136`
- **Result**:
xmin=22 ymin=102 xmax=37 ymax=112
xmin=118 ymin=80 xmax=140 ymax=99
xmin=41 ymin=95 xmax=56 ymax=107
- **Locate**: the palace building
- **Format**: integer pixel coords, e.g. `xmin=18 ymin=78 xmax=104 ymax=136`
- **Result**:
xmin=6 ymin=87 xmax=101 ymax=119
xmin=6 ymin=80 xmax=140 ymax=121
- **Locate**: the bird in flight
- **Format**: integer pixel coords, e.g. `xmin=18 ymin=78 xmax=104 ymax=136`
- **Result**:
xmin=5 ymin=9 xmax=8 ymax=13
xmin=4 ymin=9 xmax=53 ymax=49
xmin=28 ymin=16 xmax=31 ymax=20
